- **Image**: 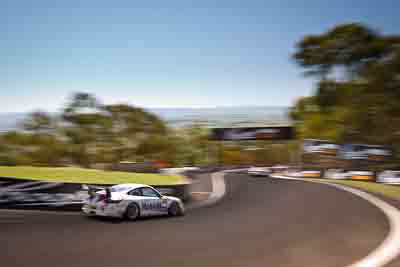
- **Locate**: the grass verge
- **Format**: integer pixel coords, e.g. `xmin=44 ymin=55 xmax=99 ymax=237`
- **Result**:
xmin=312 ymin=178 xmax=400 ymax=201
xmin=0 ymin=166 xmax=185 ymax=185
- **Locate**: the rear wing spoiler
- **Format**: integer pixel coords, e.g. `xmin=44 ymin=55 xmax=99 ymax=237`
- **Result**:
xmin=81 ymin=185 xmax=111 ymax=199
xmin=105 ymin=187 xmax=111 ymax=199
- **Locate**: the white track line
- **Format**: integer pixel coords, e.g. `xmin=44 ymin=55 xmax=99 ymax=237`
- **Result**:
xmin=187 ymin=171 xmax=226 ymax=210
xmin=272 ymin=174 xmax=400 ymax=267
xmin=209 ymin=172 xmax=226 ymax=203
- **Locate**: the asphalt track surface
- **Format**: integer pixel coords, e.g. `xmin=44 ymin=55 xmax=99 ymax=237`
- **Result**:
xmin=1 ymin=173 xmax=398 ymax=267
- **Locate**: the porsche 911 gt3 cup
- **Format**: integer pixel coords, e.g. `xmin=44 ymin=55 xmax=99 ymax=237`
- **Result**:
xmin=82 ymin=184 xmax=184 ymax=220
xmin=248 ymin=167 xmax=271 ymax=176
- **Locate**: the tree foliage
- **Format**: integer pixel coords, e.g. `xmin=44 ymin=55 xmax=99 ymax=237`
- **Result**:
xmin=22 ymin=111 xmax=55 ymax=133
xmin=293 ymin=23 xmax=400 ymax=78
xmin=0 ymin=92 xmax=172 ymax=168
xmin=292 ymin=22 xmax=400 ymax=157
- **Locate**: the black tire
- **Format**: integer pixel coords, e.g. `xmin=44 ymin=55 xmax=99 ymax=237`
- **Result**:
xmin=168 ymin=202 xmax=184 ymax=217
xmin=125 ymin=203 xmax=140 ymax=221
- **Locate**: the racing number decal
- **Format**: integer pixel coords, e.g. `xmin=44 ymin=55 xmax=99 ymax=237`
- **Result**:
xmin=142 ymin=200 xmax=162 ymax=210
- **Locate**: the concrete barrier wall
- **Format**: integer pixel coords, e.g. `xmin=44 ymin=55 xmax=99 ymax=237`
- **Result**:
xmin=0 ymin=177 xmax=190 ymax=211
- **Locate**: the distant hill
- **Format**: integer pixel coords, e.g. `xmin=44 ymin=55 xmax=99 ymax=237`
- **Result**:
xmin=0 ymin=106 xmax=290 ymax=131
xmin=0 ymin=113 xmax=27 ymax=132
xmin=148 ymin=106 xmax=290 ymax=128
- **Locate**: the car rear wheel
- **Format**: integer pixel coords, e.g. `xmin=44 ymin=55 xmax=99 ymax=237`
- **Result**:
xmin=125 ymin=203 xmax=140 ymax=221
xmin=168 ymin=202 xmax=184 ymax=217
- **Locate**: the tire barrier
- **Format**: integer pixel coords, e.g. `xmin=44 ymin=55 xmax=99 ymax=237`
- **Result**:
xmin=285 ymin=170 xmax=322 ymax=178
xmin=0 ymin=177 xmax=190 ymax=211
xmin=349 ymin=171 xmax=375 ymax=181
xmin=324 ymin=169 xmax=349 ymax=180
xmin=285 ymin=168 xmax=400 ymax=184
xmin=323 ymin=170 xmax=376 ymax=181
xmin=377 ymin=171 xmax=400 ymax=185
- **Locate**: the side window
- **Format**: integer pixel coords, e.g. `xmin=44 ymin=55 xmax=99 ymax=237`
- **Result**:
xmin=128 ymin=189 xmax=142 ymax=196
xmin=141 ymin=187 xmax=160 ymax=198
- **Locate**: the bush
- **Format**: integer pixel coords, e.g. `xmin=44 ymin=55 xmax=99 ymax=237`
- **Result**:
xmin=0 ymin=155 xmax=17 ymax=166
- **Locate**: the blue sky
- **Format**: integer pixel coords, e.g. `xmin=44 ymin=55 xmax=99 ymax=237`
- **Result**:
xmin=1 ymin=0 xmax=399 ymax=112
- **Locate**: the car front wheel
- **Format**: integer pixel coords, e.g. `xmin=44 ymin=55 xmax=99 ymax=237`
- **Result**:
xmin=168 ymin=202 xmax=184 ymax=216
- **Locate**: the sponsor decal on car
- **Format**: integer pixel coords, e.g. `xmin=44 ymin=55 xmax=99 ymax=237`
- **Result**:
xmin=142 ymin=200 xmax=163 ymax=210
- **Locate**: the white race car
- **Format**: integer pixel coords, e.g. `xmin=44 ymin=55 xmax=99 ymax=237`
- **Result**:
xmin=82 ymin=184 xmax=185 ymax=220
xmin=248 ymin=167 xmax=271 ymax=176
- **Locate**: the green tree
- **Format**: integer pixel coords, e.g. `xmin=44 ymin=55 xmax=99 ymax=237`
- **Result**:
xmin=103 ymin=104 xmax=167 ymax=163
xmin=293 ymin=23 xmax=400 ymax=79
xmin=61 ymin=93 xmax=169 ymax=167
xmin=292 ymin=22 xmax=400 ymax=156
xmin=62 ymin=93 xmax=112 ymax=167
xmin=22 ymin=111 xmax=55 ymax=133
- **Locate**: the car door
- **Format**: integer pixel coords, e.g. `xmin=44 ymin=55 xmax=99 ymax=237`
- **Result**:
xmin=139 ymin=187 xmax=168 ymax=216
